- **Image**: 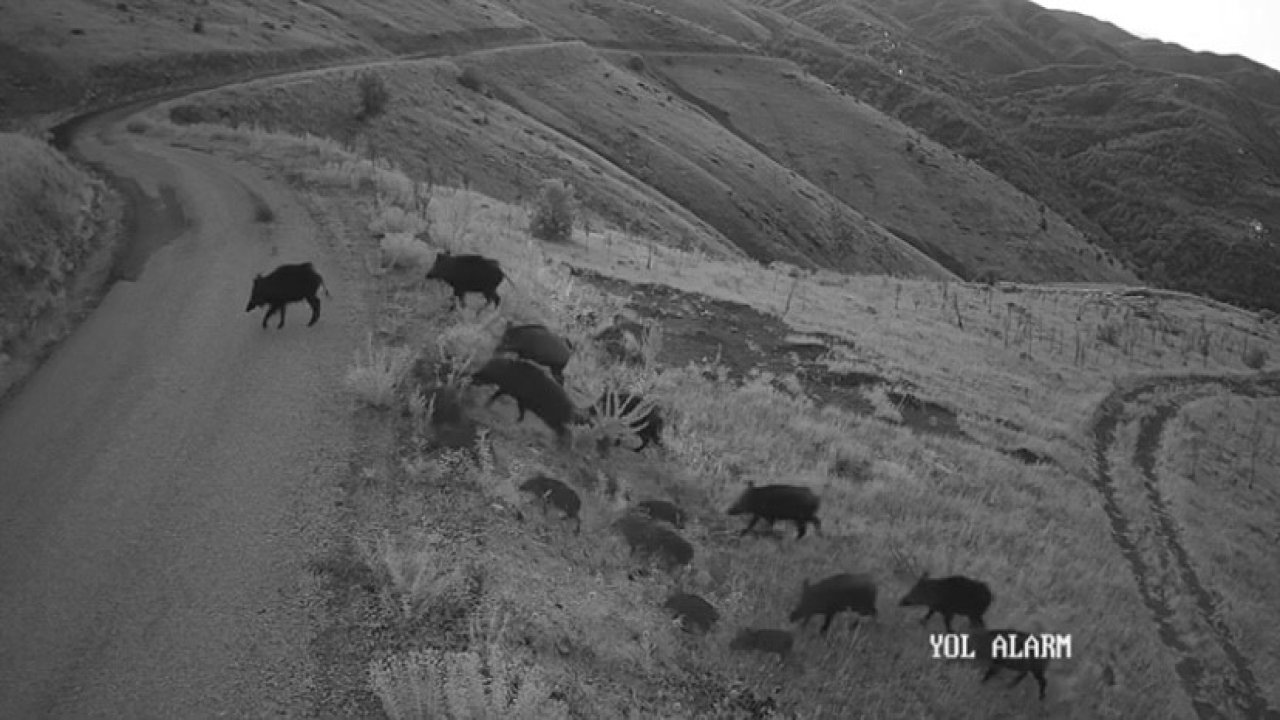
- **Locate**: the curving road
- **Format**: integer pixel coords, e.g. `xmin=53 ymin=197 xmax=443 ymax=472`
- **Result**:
xmin=1090 ymin=372 xmax=1280 ymax=720
xmin=0 ymin=101 xmax=363 ymax=717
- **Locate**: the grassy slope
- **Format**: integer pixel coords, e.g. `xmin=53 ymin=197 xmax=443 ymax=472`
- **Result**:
xmin=0 ymin=131 xmax=111 ymax=397
xmin=147 ymin=114 xmax=1280 ymax=718
xmin=1159 ymin=395 xmax=1280 ymax=710
xmin=643 ymin=51 xmax=1135 ymax=283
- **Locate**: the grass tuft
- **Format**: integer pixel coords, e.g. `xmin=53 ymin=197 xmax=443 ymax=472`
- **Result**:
xmin=345 ymin=333 xmax=414 ymax=409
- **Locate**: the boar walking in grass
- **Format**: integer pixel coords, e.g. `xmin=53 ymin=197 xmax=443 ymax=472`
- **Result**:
xmin=898 ymin=573 xmax=993 ymax=632
xmin=495 ymin=323 xmax=574 ymax=385
xmin=518 ymin=473 xmax=582 ymax=534
xmin=789 ymin=573 xmax=878 ymax=635
xmin=245 ymin=262 xmax=330 ymax=328
xmin=587 ymin=391 xmax=665 ymax=452
xmin=470 ymin=358 xmax=576 ymax=443
xmin=635 ymin=499 xmax=685 ymax=529
xmin=425 ymin=251 xmax=504 ymax=309
xmin=663 ymin=592 xmax=718 ymax=634
xmin=974 ymin=628 xmax=1050 ymax=700
xmin=729 ymin=628 xmax=794 ymax=660
xmin=614 ymin=512 xmax=694 ymax=571
xmin=727 ymin=483 xmax=821 ymax=539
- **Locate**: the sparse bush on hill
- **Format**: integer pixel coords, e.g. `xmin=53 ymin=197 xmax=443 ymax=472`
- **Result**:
xmin=626 ymin=55 xmax=645 ymax=74
xmin=357 ymin=72 xmax=391 ymax=121
xmin=1242 ymin=345 xmax=1268 ymax=370
xmin=192 ymin=16 xmax=204 ymax=34
xmin=457 ymin=67 xmax=483 ymax=92
xmin=529 ymin=179 xmax=576 ymax=244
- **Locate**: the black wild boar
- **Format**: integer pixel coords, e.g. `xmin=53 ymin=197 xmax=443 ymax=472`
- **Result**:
xmin=789 ymin=573 xmax=877 ymax=634
xmin=663 ymin=592 xmax=718 ymax=634
xmin=898 ymin=574 xmax=993 ymax=632
xmin=729 ymin=628 xmax=794 ymax=660
xmin=245 ymin=262 xmax=330 ymax=328
xmin=635 ymin=499 xmax=684 ymax=529
xmin=495 ymin=323 xmax=574 ymax=385
xmin=425 ymin=251 xmax=504 ymax=308
xmin=727 ymin=483 xmax=821 ymax=539
xmin=470 ymin=358 xmax=575 ymax=442
xmin=518 ymin=473 xmax=581 ymax=534
xmin=614 ymin=512 xmax=694 ymax=570
xmin=974 ymin=628 xmax=1050 ymax=700
xmin=587 ymin=391 xmax=665 ymax=452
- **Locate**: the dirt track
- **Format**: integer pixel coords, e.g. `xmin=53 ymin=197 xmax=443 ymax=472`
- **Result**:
xmin=1089 ymin=372 xmax=1280 ymax=720
xmin=0 ymin=102 xmax=363 ymax=717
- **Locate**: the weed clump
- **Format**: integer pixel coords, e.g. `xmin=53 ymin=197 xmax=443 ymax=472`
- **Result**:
xmin=529 ymin=179 xmax=576 ymax=244
xmin=457 ymin=67 xmax=483 ymax=92
xmin=1242 ymin=345 xmax=1268 ymax=370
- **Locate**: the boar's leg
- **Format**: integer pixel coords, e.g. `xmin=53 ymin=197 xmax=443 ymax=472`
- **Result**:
xmin=1007 ymin=671 xmax=1029 ymax=689
xmin=981 ymin=665 xmax=1000 ymax=683
xmin=486 ymin=390 xmax=505 ymax=407
xmin=819 ymin=612 xmax=835 ymax=634
xmin=919 ymin=608 xmax=935 ymax=625
xmin=794 ymin=519 xmax=808 ymax=539
xmin=942 ymin=612 xmax=955 ymax=632
xmin=306 ymin=295 xmax=321 ymax=326
xmin=739 ymin=515 xmax=760 ymax=536
xmin=276 ymin=303 xmax=287 ymax=329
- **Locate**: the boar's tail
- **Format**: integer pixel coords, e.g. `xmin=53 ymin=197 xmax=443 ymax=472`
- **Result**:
xmin=320 ymin=278 xmax=332 ymax=298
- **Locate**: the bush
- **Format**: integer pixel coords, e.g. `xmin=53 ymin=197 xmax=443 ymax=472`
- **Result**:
xmin=528 ymin=179 xmax=576 ymax=244
xmin=357 ymin=72 xmax=391 ymax=121
xmin=380 ymin=232 xmax=434 ymax=269
xmin=345 ymin=334 xmax=415 ymax=408
xmin=626 ymin=55 xmax=645 ymax=73
xmin=1242 ymin=345 xmax=1268 ymax=370
xmin=457 ymin=67 xmax=482 ymax=92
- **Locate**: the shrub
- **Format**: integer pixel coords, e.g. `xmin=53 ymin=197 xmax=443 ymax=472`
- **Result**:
xmin=528 ymin=179 xmax=576 ymax=244
xmin=626 ymin=55 xmax=645 ymax=73
xmin=379 ymin=232 xmax=434 ymax=269
xmin=192 ymin=16 xmax=204 ymax=33
xmin=1242 ymin=345 xmax=1268 ymax=370
xmin=345 ymin=334 xmax=415 ymax=408
xmin=1096 ymin=319 xmax=1123 ymax=347
xmin=457 ymin=67 xmax=482 ymax=92
xmin=357 ymin=72 xmax=391 ymax=121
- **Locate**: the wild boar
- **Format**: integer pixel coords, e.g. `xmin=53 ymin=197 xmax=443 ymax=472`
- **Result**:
xmin=663 ymin=592 xmax=718 ymax=634
xmin=518 ymin=473 xmax=581 ymax=534
xmin=470 ymin=358 xmax=576 ymax=443
xmin=245 ymin=262 xmax=330 ymax=328
xmin=729 ymin=628 xmax=794 ymax=660
xmin=495 ymin=323 xmax=573 ymax=385
xmin=727 ymin=483 xmax=821 ymax=539
xmin=789 ymin=573 xmax=877 ymax=635
xmin=425 ymin=251 xmax=504 ymax=308
xmin=974 ymin=628 xmax=1050 ymax=700
xmin=635 ymin=499 xmax=685 ymax=529
xmin=898 ymin=574 xmax=993 ymax=632
xmin=614 ymin=512 xmax=694 ymax=571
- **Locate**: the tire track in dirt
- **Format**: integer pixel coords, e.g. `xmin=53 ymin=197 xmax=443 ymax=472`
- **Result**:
xmin=1090 ymin=373 xmax=1280 ymax=720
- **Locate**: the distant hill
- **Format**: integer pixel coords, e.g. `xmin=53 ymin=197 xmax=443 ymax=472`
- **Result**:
xmin=7 ymin=0 xmax=1280 ymax=307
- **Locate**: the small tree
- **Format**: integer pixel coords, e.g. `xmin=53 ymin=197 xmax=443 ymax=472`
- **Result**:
xmin=357 ymin=72 xmax=390 ymax=121
xmin=529 ymin=179 xmax=576 ymax=244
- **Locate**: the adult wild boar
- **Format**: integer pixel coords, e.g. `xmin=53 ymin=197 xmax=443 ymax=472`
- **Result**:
xmin=727 ymin=483 xmax=821 ymax=539
xmin=898 ymin=573 xmax=993 ymax=632
xmin=614 ymin=512 xmax=694 ymax=571
xmin=470 ymin=358 xmax=575 ymax=443
xmin=245 ymin=262 xmax=330 ymax=329
xmin=974 ymin=628 xmax=1050 ymax=700
xmin=495 ymin=323 xmax=573 ymax=385
xmin=789 ymin=573 xmax=878 ymax=635
xmin=425 ymin=251 xmax=504 ymax=308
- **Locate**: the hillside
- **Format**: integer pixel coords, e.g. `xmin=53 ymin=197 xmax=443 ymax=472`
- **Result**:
xmin=746 ymin=0 xmax=1280 ymax=311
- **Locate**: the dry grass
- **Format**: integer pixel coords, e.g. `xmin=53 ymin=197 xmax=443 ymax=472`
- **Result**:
xmin=345 ymin=333 xmax=415 ymax=408
xmin=145 ymin=113 xmax=1280 ymax=719
xmin=379 ymin=232 xmax=435 ymax=269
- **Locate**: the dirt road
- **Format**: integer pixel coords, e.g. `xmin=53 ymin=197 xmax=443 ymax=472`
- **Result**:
xmin=0 ymin=102 xmax=362 ymax=717
xmin=1090 ymin=372 xmax=1280 ymax=720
